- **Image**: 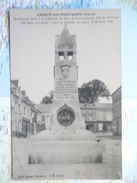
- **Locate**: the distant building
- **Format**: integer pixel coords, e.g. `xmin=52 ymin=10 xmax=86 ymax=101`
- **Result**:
xmin=111 ymin=86 xmax=122 ymax=136
xmin=35 ymin=102 xmax=113 ymax=133
xmin=80 ymin=103 xmax=113 ymax=132
xmin=11 ymin=80 xmax=22 ymax=135
xmin=34 ymin=104 xmax=52 ymax=130
xmin=11 ymin=80 xmax=43 ymax=137
xmin=31 ymin=106 xmax=44 ymax=134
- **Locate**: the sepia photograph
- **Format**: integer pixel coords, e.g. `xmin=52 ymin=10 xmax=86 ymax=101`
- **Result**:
xmin=10 ymin=9 xmax=122 ymax=180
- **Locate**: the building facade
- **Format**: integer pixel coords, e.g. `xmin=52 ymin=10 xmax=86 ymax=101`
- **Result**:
xmin=11 ymin=80 xmax=43 ymax=137
xmin=11 ymin=80 xmax=22 ymax=135
xmin=111 ymin=86 xmax=122 ymax=136
xmin=34 ymin=104 xmax=52 ymax=130
xmin=80 ymin=103 xmax=113 ymax=132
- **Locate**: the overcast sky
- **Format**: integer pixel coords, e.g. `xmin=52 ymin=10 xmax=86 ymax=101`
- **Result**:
xmin=10 ymin=9 xmax=121 ymax=104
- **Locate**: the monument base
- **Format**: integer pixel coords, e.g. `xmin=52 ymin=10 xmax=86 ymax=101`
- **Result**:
xmin=29 ymin=130 xmax=105 ymax=164
xmin=31 ymin=129 xmax=96 ymax=141
xmin=29 ymin=141 xmax=105 ymax=164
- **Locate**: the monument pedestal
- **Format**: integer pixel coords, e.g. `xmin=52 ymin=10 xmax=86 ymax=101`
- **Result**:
xmin=29 ymin=130 xmax=105 ymax=164
xmin=29 ymin=140 xmax=105 ymax=164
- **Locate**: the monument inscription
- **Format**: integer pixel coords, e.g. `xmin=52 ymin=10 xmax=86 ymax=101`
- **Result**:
xmin=55 ymin=80 xmax=77 ymax=99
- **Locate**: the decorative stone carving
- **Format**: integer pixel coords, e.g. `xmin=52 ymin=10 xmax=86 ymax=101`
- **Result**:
xmin=57 ymin=103 xmax=75 ymax=127
xmin=60 ymin=64 xmax=71 ymax=79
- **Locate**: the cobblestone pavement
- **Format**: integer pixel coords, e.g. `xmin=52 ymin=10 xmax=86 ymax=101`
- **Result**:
xmin=12 ymin=135 xmax=122 ymax=180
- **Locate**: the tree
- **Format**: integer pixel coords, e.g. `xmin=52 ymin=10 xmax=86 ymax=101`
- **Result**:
xmin=40 ymin=90 xmax=54 ymax=104
xmin=78 ymin=79 xmax=111 ymax=104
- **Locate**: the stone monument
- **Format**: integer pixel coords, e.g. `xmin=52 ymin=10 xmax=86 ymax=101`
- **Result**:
xmin=48 ymin=23 xmax=86 ymax=133
xmin=29 ymin=24 xmax=105 ymax=164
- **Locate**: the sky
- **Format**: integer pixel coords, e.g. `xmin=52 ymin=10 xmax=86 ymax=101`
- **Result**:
xmin=10 ymin=9 xmax=121 ymax=104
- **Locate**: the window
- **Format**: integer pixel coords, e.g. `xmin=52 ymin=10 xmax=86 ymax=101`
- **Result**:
xmin=28 ymin=110 xmax=29 ymax=117
xmin=59 ymin=52 xmax=64 ymax=60
xmin=103 ymin=124 xmax=107 ymax=131
xmin=15 ymin=102 xmax=17 ymax=110
xmin=117 ymin=121 xmax=119 ymax=131
xmin=18 ymin=104 xmax=20 ymax=109
xmin=24 ymin=107 xmax=25 ymax=115
xmin=106 ymin=114 xmax=112 ymax=121
xmin=98 ymin=123 xmax=103 ymax=131
xmin=89 ymin=110 xmax=92 ymax=113
xmin=97 ymin=113 xmax=103 ymax=121
xmin=68 ymin=52 xmax=73 ymax=61
xmin=41 ymin=115 xmax=45 ymax=122
xmin=89 ymin=124 xmax=94 ymax=130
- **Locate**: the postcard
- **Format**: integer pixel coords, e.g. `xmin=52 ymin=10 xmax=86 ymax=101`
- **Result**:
xmin=10 ymin=9 xmax=121 ymax=180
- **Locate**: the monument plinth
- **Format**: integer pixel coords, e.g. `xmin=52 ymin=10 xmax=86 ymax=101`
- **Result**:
xmin=29 ymin=24 xmax=105 ymax=164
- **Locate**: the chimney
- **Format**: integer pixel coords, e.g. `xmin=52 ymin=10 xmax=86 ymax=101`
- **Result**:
xmin=21 ymin=90 xmax=26 ymax=95
xmin=11 ymin=80 xmax=18 ymax=87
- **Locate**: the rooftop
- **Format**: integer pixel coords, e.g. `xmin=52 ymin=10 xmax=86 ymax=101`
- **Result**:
xmin=35 ymin=104 xmax=53 ymax=113
xmin=80 ymin=103 xmax=112 ymax=109
xmin=111 ymin=86 xmax=122 ymax=96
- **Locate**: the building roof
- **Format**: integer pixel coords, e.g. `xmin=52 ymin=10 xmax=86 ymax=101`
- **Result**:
xmin=11 ymin=82 xmax=16 ymax=88
xmin=34 ymin=104 xmax=53 ymax=113
xmin=95 ymin=103 xmax=112 ymax=109
xmin=11 ymin=80 xmax=18 ymax=87
xmin=111 ymin=86 xmax=122 ymax=96
xmin=31 ymin=106 xmax=42 ymax=114
xmin=80 ymin=103 xmax=112 ymax=109
xmin=80 ymin=103 xmax=96 ymax=109
xmin=56 ymin=25 xmax=76 ymax=46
